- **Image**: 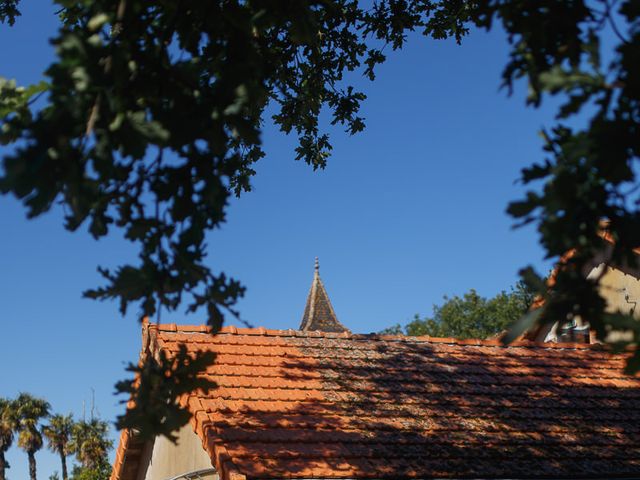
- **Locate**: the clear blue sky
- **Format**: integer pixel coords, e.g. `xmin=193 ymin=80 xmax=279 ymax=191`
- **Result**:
xmin=0 ymin=3 xmax=560 ymax=479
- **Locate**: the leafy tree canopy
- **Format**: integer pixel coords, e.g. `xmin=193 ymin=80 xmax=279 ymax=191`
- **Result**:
xmin=69 ymin=419 xmax=113 ymax=471
xmin=69 ymin=459 xmax=111 ymax=480
xmin=62 ymin=417 xmax=113 ymax=480
xmin=43 ymin=413 xmax=74 ymax=480
xmin=0 ymin=397 xmax=19 ymax=480
xmin=1 ymin=0 xmax=639 ymax=436
xmin=15 ymin=393 xmax=50 ymax=453
xmin=382 ymin=282 xmax=535 ymax=339
xmin=15 ymin=393 xmax=50 ymax=480
xmin=0 ymin=393 xmax=112 ymax=480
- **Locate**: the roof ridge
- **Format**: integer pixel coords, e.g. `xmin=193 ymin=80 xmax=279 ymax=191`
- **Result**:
xmin=149 ymin=323 xmax=607 ymax=350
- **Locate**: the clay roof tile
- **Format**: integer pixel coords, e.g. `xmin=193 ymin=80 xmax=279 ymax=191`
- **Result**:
xmin=111 ymin=324 xmax=640 ymax=480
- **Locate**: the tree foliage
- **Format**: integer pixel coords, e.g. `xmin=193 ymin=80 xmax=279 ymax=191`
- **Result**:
xmin=1 ymin=0 xmax=639 ymax=437
xmin=0 ymin=0 xmax=474 ymax=439
xmin=0 ymin=0 xmax=475 ymax=328
xmin=43 ymin=414 xmax=74 ymax=480
xmin=1 ymin=393 xmax=112 ymax=480
xmin=69 ymin=459 xmax=111 ymax=480
xmin=382 ymin=283 xmax=535 ymax=339
xmin=497 ymin=2 xmax=640 ymax=368
xmin=0 ymin=398 xmax=18 ymax=480
xmin=114 ymin=345 xmax=216 ymax=442
xmin=0 ymin=0 xmax=18 ymax=26
xmin=15 ymin=393 xmax=50 ymax=480
xmin=69 ymin=419 xmax=112 ymax=473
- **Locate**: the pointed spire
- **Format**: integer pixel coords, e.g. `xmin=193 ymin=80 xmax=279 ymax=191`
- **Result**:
xmin=300 ymin=258 xmax=349 ymax=333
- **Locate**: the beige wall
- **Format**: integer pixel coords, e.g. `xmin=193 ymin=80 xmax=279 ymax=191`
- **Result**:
xmin=136 ymin=423 xmax=215 ymax=480
xmin=589 ymin=264 xmax=640 ymax=342
xmin=590 ymin=263 xmax=640 ymax=318
xmin=543 ymin=263 xmax=640 ymax=342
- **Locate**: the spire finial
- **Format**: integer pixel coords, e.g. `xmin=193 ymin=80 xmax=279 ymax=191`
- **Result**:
xmin=314 ymin=256 xmax=319 ymax=273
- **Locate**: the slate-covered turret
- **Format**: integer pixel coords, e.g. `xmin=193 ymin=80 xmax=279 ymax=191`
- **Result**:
xmin=299 ymin=258 xmax=349 ymax=333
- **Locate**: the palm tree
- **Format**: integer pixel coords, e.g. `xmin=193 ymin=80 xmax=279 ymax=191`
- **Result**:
xmin=43 ymin=414 xmax=74 ymax=480
xmin=15 ymin=393 xmax=50 ymax=480
xmin=69 ymin=419 xmax=112 ymax=470
xmin=0 ymin=398 xmax=18 ymax=480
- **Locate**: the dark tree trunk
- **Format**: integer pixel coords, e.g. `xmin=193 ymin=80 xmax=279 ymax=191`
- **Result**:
xmin=59 ymin=451 xmax=67 ymax=480
xmin=28 ymin=451 xmax=36 ymax=480
xmin=0 ymin=450 xmax=6 ymax=480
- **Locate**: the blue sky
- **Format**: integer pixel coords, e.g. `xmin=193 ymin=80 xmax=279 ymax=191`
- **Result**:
xmin=0 ymin=3 xmax=562 ymax=479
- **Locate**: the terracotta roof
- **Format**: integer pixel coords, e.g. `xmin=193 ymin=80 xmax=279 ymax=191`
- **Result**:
xmin=112 ymin=323 xmax=640 ymax=480
xmin=299 ymin=258 xmax=348 ymax=333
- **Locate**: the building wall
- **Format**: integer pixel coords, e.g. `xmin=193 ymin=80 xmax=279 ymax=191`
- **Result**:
xmin=589 ymin=264 xmax=640 ymax=342
xmin=136 ymin=423 xmax=215 ymax=480
xmin=539 ymin=263 xmax=640 ymax=343
xmin=591 ymin=263 xmax=640 ymax=318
